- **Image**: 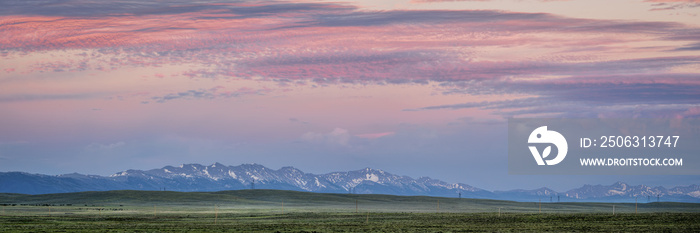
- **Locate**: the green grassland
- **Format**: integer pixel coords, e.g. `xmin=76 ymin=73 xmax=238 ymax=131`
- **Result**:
xmin=0 ymin=190 xmax=699 ymax=232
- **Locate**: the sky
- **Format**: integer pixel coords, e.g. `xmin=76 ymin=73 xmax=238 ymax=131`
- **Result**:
xmin=1 ymin=0 xmax=699 ymax=191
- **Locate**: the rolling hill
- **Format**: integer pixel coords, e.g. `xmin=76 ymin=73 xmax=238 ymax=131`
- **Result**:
xmin=1 ymin=189 xmax=700 ymax=214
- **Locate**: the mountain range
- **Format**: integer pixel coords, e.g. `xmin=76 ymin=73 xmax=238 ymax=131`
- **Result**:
xmin=1 ymin=163 xmax=698 ymax=202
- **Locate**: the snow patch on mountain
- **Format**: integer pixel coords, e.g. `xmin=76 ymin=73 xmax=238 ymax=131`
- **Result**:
xmin=689 ymin=191 xmax=700 ymax=198
xmin=366 ymin=173 xmax=379 ymax=182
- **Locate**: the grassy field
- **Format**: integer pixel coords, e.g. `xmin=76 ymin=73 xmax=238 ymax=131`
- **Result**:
xmin=1 ymin=190 xmax=699 ymax=232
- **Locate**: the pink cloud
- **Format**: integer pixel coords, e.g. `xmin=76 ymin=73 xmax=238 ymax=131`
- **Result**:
xmin=645 ymin=0 xmax=699 ymax=2
xmin=355 ymin=132 xmax=396 ymax=139
xmin=644 ymin=0 xmax=700 ymax=10
xmin=146 ymin=86 xmax=274 ymax=103
xmin=411 ymin=0 xmax=492 ymax=3
xmin=411 ymin=0 xmax=571 ymax=2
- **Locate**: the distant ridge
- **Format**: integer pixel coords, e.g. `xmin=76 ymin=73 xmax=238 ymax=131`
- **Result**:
xmin=1 ymin=163 xmax=699 ymax=203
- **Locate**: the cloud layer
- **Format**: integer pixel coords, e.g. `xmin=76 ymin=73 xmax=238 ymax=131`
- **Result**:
xmin=0 ymin=0 xmax=698 ymax=118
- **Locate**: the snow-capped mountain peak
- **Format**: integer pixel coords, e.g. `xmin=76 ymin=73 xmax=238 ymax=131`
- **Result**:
xmin=1 ymin=163 xmax=698 ymax=203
